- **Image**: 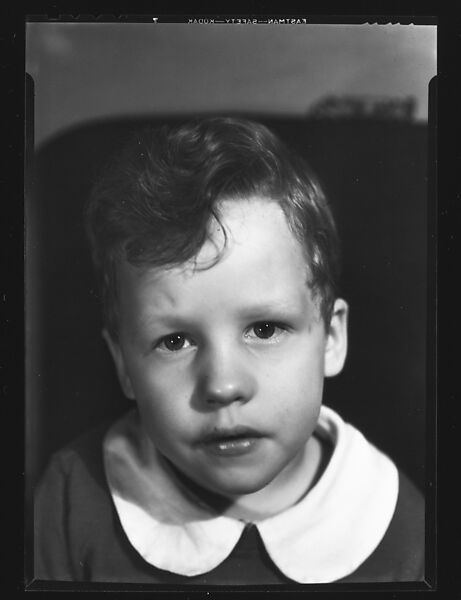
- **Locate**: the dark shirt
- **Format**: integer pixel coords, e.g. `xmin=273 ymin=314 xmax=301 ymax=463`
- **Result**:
xmin=34 ymin=421 xmax=425 ymax=584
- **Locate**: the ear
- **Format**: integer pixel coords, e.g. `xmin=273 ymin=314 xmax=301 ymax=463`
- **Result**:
xmin=102 ymin=329 xmax=136 ymax=400
xmin=324 ymin=298 xmax=349 ymax=377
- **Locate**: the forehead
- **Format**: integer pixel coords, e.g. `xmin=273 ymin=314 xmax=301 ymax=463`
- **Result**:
xmin=117 ymin=198 xmax=315 ymax=323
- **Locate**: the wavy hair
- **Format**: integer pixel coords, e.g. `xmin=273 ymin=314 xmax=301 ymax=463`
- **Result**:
xmin=85 ymin=117 xmax=340 ymax=339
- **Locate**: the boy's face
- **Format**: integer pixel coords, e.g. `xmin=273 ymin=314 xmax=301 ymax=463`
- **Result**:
xmin=107 ymin=198 xmax=348 ymax=500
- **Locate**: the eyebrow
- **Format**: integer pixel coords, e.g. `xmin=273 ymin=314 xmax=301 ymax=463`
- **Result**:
xmin=237 ymin=299 xmax=303 ymax=317
xmin=140 ymin=298 xmax=306 ymax=328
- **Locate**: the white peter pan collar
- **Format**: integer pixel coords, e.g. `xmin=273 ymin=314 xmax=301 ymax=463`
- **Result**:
xmin=103 ymin=406 xmax=398 ymax=583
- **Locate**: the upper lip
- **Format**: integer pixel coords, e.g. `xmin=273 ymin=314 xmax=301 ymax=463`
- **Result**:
xmin=198 ymin=426 xmax=265 ymax=444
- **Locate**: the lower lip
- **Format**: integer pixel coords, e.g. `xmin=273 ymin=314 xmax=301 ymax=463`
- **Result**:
xmin=202 ymin=437 xmax=262 ymax=457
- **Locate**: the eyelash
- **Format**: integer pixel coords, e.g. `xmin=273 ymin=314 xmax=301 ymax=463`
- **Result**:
xmin=154 ymin=321 xmax=288 ymax=353
xmin=244 ymin=321 xmax=288 ymax=342
xmin=155 ymin=332 xmax=194 ymax=353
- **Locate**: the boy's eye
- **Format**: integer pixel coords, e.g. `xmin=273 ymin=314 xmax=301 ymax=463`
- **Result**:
xmin=247 ymin=321 xmax=286 ymax=341
xmin=253 ymin=322 xmax=277 ymax=339
xmin=157 ymin=333 xmax=192 ymax=352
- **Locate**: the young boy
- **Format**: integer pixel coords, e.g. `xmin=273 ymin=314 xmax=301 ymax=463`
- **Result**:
xmin=34 ymin=117 xmax=424 ymax=584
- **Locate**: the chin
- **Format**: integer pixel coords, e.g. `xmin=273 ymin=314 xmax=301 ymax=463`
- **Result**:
xmin=205 ymin=470 xmax=274 ymax=498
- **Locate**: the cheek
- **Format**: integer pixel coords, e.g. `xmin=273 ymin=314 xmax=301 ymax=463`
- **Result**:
xmin=128 ymin=355 xmax=192 ymax=398
xmin=274 ymin=390 xmax=321 ymax=428
xmin=273 ymin=394 xmax=322 ymax=454
xmin=269 ymin=344 xmax=325 ymax=393
xmin=127 ymin=360 xmax=194 ymax=428
xmin=263 ymin=349 xmax=324 ymax=425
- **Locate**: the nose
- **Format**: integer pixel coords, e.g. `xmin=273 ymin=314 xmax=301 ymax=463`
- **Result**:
xmin=195 ymin=343 xmax=257 ymax=408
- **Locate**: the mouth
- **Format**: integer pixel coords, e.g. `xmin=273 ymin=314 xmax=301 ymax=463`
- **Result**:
xmin=198 ymin=426 xmax=265 ymax=457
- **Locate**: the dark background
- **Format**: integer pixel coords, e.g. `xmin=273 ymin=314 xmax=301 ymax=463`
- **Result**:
xmin=27 ymin=113 xmax=431 ymax=500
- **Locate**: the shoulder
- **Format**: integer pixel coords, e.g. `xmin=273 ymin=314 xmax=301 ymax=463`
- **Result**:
xmin=34 ymin=418 xmax=119 ymax=533
xmin=318 ymin=409 xmax=425 ymax=582
xmin=393 ymin=469 xmax=425 ymax=535
xmin=35 ymin=418 xmax=128 ymax=557
xmin=386 ymin=469 xmax=425 ymax=573
xmin=34 ymin=417 xmax=122 ymax=581
xmin=342 ymin=468 xmax=425 ymax=582
xmin=37 ymin=419 xmax=111 ymax=494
